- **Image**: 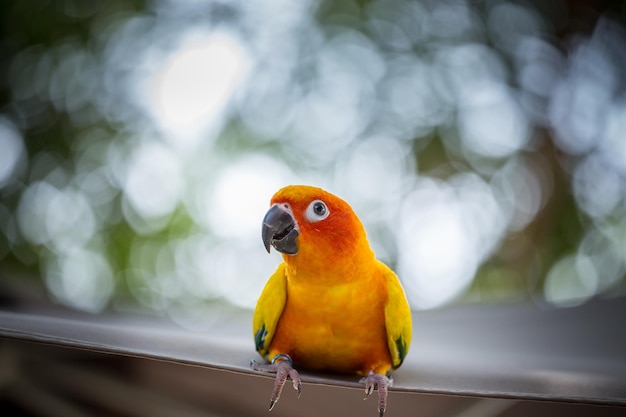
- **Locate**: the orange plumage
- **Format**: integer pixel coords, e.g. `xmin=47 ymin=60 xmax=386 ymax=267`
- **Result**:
xmin=252 ymin=185 xmax=412 ymax=415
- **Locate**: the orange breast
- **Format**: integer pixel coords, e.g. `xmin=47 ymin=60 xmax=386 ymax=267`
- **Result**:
xmin=269 ymin=274 xmax=392 ymax=375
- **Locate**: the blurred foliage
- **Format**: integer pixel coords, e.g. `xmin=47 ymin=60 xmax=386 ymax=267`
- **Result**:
xmin=0 ymin=0 xmax=625 ymax=320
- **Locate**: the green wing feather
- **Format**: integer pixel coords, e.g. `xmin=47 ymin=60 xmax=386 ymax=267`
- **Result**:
xmin=381 ymin=261 xmax=413 ymax=369
xmin=253 ymin=263 xmax=288 ymax=360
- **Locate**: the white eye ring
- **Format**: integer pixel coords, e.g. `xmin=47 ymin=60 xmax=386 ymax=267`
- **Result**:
xmin=305 ymin=200 xmax=330 ymax=222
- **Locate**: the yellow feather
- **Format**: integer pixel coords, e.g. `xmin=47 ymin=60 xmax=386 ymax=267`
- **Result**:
xmin=381 ymin=261 xmax=413 ymax=369
xmin=252 ymin=263 xmax=287 ymax=360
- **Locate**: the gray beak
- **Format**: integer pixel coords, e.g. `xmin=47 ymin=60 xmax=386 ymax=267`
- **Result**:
xmin=262 ymin=205 xmax=299 ymax=255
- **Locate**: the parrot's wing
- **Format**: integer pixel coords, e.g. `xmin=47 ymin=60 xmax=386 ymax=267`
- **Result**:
xmin=253 ymin=263 xmax=288 ymax=360
xmin=381 ymin=262 xmax=413 ymax=370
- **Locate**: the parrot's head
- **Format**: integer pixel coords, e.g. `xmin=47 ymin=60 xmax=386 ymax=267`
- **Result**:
xmin=262 ymin=185 xmax=371 ymax=266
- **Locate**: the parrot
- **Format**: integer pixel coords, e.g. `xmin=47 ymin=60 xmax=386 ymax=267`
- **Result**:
xmin=251 ymin=185 xmax=412 ymax=417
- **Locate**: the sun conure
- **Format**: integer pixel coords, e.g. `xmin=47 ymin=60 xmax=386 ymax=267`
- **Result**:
xmin=251 ymin=185 xmax=412 ymax=416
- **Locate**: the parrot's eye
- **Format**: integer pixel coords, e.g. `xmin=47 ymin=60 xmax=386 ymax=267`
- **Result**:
xmin=305 ymin=200 xmax=329 ymax=222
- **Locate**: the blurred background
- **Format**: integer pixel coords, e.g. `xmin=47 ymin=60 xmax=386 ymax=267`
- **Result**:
xmin=0 ymin=0 xmax=625 ymax=326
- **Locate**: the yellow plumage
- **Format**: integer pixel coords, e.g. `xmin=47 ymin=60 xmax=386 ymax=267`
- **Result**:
xmin=252 ymin=185 xmax=412 ymax=415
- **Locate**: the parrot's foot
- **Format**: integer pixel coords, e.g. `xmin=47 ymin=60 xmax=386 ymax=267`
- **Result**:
xmin=359 ymin=372 xmax=393 ymax=417
xmin=250 ymin=354 xmax=302 ymax=411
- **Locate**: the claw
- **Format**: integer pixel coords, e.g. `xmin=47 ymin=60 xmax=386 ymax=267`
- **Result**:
xmin=359 ymin=373 xmax=392 ymax=417
xmin=250 ymin=354 xmax=301 ymax=411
